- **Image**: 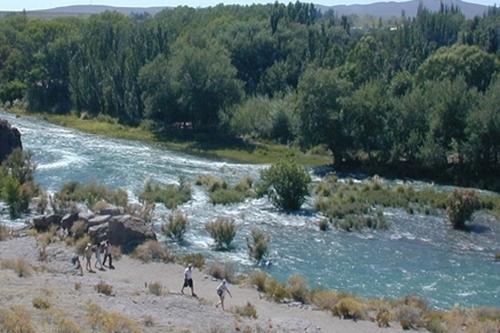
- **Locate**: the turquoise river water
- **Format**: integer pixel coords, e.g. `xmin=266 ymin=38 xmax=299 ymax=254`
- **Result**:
xmin=1 ymin=111 xmax=499 ymax=309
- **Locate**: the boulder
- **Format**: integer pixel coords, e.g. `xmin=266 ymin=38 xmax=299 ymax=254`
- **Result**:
xmin=78 ymin=211 xmax=95 ymax=223
xmin=0 ymin=119 xmax=22 ymax=162
xmin=88 ymin=215 xmax=111 ymax=227
xmin=98 ymin=206 xmax=123 ymax=217
xmin=108 ymin=215 xmax=156 ymax=248
xmin=61 ymin=212 xmax=79 ymax=230
xmin=32 ymin=214 xmax=62 ymax=231
xmin=88 ymin=223 xmax=108 ymax=244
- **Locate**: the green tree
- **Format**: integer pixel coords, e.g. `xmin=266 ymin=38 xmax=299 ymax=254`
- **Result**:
xmin=259 ymin=160 xmax=311 ymax=210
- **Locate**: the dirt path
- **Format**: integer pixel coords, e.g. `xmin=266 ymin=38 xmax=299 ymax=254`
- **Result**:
xmin=0 ymin=236 xmax=411 ymax=333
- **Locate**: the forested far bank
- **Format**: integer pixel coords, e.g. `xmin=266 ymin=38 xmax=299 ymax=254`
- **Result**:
xmin=0 ymin=2 xmax=499 ymax=190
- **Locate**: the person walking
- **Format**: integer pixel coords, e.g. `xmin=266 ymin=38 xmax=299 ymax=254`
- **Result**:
xmin=94 ymin=243 xmax=105 ymax=271
xmin=181 ymin=264 xmax=196 ymax=297
xmin=71 ymin=254 xmax=83 ymax=276
xmin=215 ymin=279 xmax=232 ymax=310
xmin=84 ymin=243 xmax=94 ymax=273
xmin=103 ymin=240 xmax=114 ymax=269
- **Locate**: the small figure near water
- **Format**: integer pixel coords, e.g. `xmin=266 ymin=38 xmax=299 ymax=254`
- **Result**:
xmin=181 ymin=263 xmax=197 ymax=297
xmin=215 ymin=279 xmax=232 ymax=311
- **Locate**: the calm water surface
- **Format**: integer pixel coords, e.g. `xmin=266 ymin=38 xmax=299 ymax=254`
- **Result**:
xmin=1 ymin=111 xmax=499 ymax=309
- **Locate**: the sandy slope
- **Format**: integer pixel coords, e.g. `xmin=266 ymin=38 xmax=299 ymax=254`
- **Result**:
xmin=0 ymin=236 xmax=411 ymax=333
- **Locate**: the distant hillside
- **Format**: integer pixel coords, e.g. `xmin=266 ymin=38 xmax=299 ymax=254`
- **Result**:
xmin=0 ymin=0 xmax=491 ymax=19
xmin=318 ymin=0 xmax=490 ymax=18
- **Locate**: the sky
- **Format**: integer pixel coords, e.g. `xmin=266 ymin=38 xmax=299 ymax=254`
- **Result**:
xmin=0 ymin=0 xmax=498 ymax=11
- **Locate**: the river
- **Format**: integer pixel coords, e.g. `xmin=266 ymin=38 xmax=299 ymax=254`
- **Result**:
xmin=1 ymin=111 xmax=499 ymax=309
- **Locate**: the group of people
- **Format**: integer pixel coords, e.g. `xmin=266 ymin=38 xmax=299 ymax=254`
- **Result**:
xmin=72 ymin=245 xmax=232 ymax=310
xmin=71 ymin=240 xmax=114 ymax=276
xmin=182 ymin=264 xmax=232 ymax=310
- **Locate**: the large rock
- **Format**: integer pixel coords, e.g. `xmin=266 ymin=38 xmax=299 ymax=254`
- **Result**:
xmin=32 ymin=214 xmax=62 ymax=231
xmin=88 ymin=222 xmax=109 ymax=243
xmin=87 ymin=215 xmax=111 ymax=227
xmin=108 ymin=215 xmax=156 ymax=248
xmin=0 ymin=119 xmax=22 ymax=162
xmin=78 ymin=211 xmax=95 ymax=223
xmin=61 ymin=212 xmax=79 ymax=230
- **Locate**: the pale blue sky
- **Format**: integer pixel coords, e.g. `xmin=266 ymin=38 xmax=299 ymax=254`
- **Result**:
xmin=0 ymin=0 xmax=497 ymax=11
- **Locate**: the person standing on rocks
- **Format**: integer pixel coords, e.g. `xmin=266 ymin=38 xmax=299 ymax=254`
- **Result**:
xmin=102 ymin=240 xmax=114 ymax=269
xmin=181 ymin=263 xmax=196 ymax=297
xmin=84 ymin=243 xmax=94 ymax=273
xmin=215 ymin=279 xmax=232 ymax=311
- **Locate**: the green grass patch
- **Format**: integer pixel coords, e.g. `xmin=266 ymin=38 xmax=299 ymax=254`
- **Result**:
xmin=140 ymin=178 xmax=191 ymax=209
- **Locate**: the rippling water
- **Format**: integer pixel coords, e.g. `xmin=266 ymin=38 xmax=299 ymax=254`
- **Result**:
xmin=1 ymin=111 xmax=499 ymax=309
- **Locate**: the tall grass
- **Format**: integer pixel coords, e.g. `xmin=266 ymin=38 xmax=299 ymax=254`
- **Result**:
xmin=206 ymin=217 xmax=237 ymax=250
xmin=246 ymin=229 xmax=269 ymax=261
xmin=140 ymin=178 xmax=191 ymax=209
xmin=54 ymin=181 xmax=127 ymax=211
xmin=162 ymin=211 xmax=188 ymax=241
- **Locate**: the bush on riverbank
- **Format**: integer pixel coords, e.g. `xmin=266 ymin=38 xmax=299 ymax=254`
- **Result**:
xmin=446 ymin=189 xmax=480 ymax=229
xmin=140 ymin=178 xmax=191 ymax=209
xmin=54 ymin=181 xmax=127 ymax=212
xmin=246 ymin=228 xmax=269 ymax=261
xmin=131 ymin=240 xmax=174 ymax=263
xmin=162 ymin=211 xmax=188 ymax=241
xmin=0 ymin=150 xmax=38 ymax=218
xmin=258 ymin=160 xmax=311 ymax=211
xmin=196 ymin=174 xmax=255 ymax=205
xmin=206 ymin=217 xmax=237 ymax=250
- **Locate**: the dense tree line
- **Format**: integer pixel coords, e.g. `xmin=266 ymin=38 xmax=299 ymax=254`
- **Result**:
xmin=0 ymin=3 xmax=498 ymax=188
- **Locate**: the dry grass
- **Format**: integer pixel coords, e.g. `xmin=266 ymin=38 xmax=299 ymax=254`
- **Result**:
xmin=32 ymin=296 xmax=51 ymax=310
xmin=0 ymin=223 xmax=10 ymax=241
xmin=286 ymin=275 xmax=310 ymax=303
xmin=207 ymin=261 xmax=236 ymax=283
xmin=147 ymin=281 xmax=164 ymax=296
xmin=37 ymin=225 xmax=58 ymax=247
xmin=248 ymin=270 xmax=268 ymax=292
xmin=331 ymin=297 xmax=366 ymax=320
xmin=95 ymin=281 xmax=114 ymax=296
xmin=375 ymin=308 xmax=391 ymax=327
xmin=86 ymin=303 xmax=141 ymax=333
xmin=56 ymin=316 xmax=81 ymax=333
xmin=131 ymin=240 xmax=174 ymax=263
xmin=178 ymin=253 xmax=205 ymax=269
xmin=0 ymin=305 xmax=35 ymax=333
xmin=232 ymin=302 xmax=258 ymax=319
xmin=1 ymin=258 xmax=33 ymax=277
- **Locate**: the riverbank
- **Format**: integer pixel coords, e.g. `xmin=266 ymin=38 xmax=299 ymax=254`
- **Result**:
xmin=0 ymin=235 xmax=409 ymax=333
xmin=4 ymin=107 xmax=330 ymax=166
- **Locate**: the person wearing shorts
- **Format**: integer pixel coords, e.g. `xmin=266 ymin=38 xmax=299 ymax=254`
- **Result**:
xmin=215 ymin=279 xmax=232 ymax=310
xmin=181 ymin=264 xmax=196 ymax=297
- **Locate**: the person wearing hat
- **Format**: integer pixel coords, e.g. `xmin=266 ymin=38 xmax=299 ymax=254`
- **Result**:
xmin=84 ymin=243 xmax=94 ymax=273
xmin=181 ymin=263 xmax=196 ymax=297
xmin=215 ymin=279 xmax=232 ymax=310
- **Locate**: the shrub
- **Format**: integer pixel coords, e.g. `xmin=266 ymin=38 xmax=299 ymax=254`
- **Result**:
xmin=332 ymin=297 xmax=366 ymax=320
xmin=162 ymin=211 xmax=188 ymax=241
xmin=376 ymin=308 xmax=391 ymax=327
xmin=95 ymin=281 xmax=113 ymax=296
xmin=446 ymin=189 xmax=480 ymax=229
xmin=248 ymin=270 xmax=268 ymax=292
xmin=209 ymin=188 xmax=246 ymax=205
xmin=0 ymin=305 xmax=35 ymax=333
xmin=207 ymin=262 xmax=235 ymax=283
xmin=265 ymin=277 xmax=290 ymax=302
xmin=139 ymin=178 xmax=191 ymax=209
xmin=74 ymin=235 xmax=91 ymax=255
xmin=32 ymin=296 xmax=51 ymax=310
xmin=1 ymin=259 xmax=33 ymax=277
xmin=397 ymin=304 xmax=423 ymax=330
xmin=86 ymin=303 xmax=140 ymax=333
xmin=179 ymin=253 xmax=205 ymax=269
xmin=232 ymin=302 xmax=258 ymax=319
xmin=319 ymin=219 xmax=329 ymax=231
xmin=286 ymin=275 xmax=310 ymax=303
xmin=310 ymin=290 xmax=340 ymax=311
xmin=70 ymin=220 xmax=87 ymax=239
xmin=206 ymin=217 xmax=237 ymax=250
xmin=131 ymin=240 xmax=174 ymax=263
xmin=54 ymin=181 xmax=127 ymax=211
xmin=56 ymin=317 xmax=81 ymax=333
xmin=246 ymin=229 xmax=269 ymax=261
xmin=3 ymin=176 xmax=32 ymax=218
xmin=196 ymin=174 xmax=227 ymax=192
xmin=147 ymin=281 xmax=164 ymax=296
xmin=259 ymin=160 xmax=311 ymax=210
xmin=0 ymin=224 xmax=10 ymax=241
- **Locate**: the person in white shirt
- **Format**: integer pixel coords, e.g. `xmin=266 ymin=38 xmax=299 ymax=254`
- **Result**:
xmin=181 ymin=264 xmax=196 ymax=297
xmin=215 ymin=279 xmax=232 ymax=310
